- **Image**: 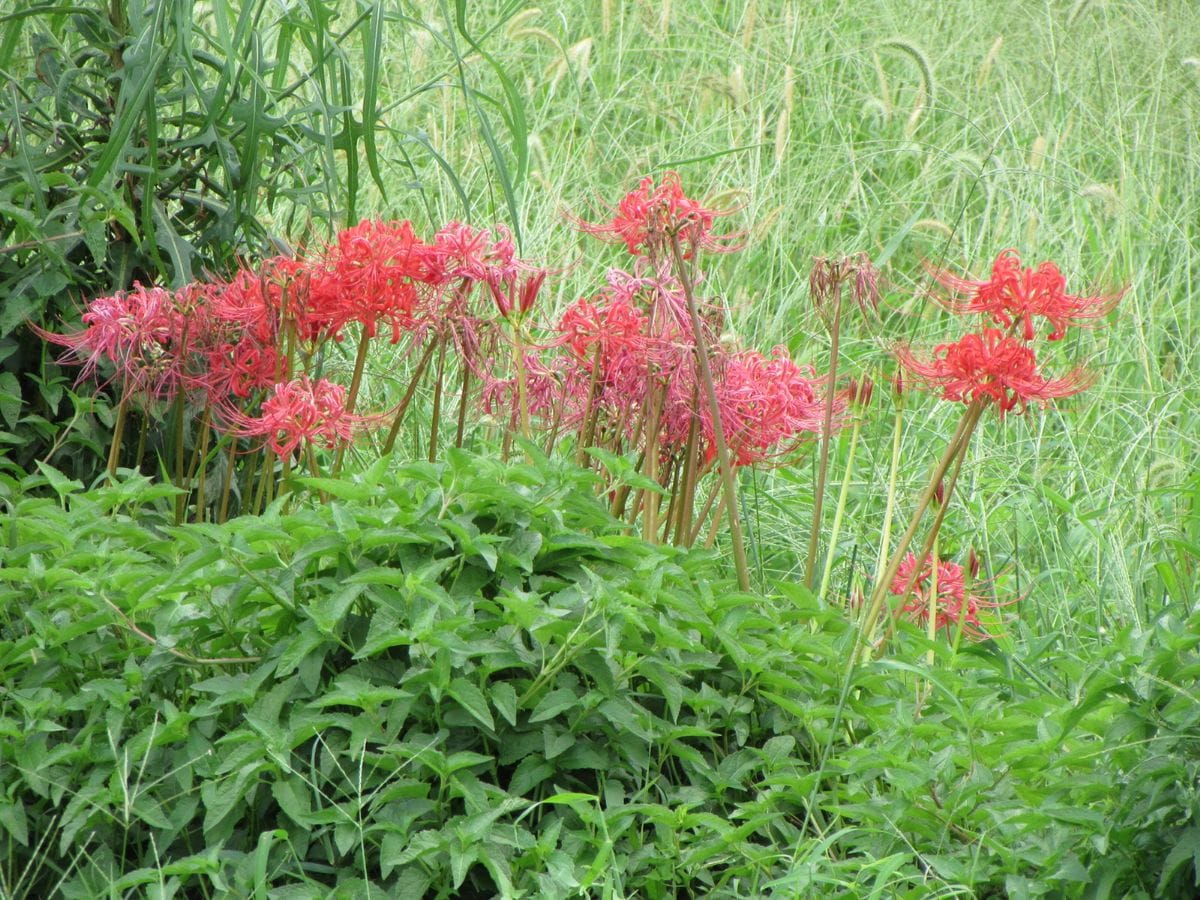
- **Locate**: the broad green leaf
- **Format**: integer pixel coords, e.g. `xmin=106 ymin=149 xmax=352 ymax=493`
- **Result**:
xmin=448 ymin=678 xmax=495 ymax=730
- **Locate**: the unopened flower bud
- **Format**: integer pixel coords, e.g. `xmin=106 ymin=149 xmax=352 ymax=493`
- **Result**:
xmin=850 ymin=375 xmax=874 ymax=408
xmin=891 ymin=369 xmax=905 ymax=399
xmin=968 ymin=547 xmax=981 ymax=579
xmin=519 ymin=269 xmax=547 ymax=314
xmin=933 ymin=480 xmax=945 ymax=507
xmin=487 ymin=277 xmax=512 ymax=318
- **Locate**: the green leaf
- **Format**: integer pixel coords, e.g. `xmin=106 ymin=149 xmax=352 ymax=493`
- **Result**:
xmin=448 ymin=678 xmax=494 ymax=730
xmin=308 ymin=583 xmax=365 ymax=635
xmin=34 ymin=461 xmax=83 ymax=498
xmin=543 ymin=724 xmax=575 ymax=759
xmin=491 ymin=682 xmax=518 ymax=727
xmin=1159 ymin=825 xmax=1200 ymax=893
xmin=0 ymin=372 xmax=21 ymax=428
xmin=0 ymin=800 xmax=28 ymax=846
xmin=528 ymin=688 xmax=578 ymax=723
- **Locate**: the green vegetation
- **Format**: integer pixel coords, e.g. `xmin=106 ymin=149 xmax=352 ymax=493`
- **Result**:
xmin=2 ymin=0 xmax=1199 ymax=896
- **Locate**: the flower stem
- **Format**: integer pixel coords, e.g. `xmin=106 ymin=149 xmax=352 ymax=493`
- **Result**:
xmin=511 ymin=320 xmax=533 ymax=459
xmin=926 ymin=536 xmax=940 ymax=667
xmin=192 ymin=405 xmax=212 ymax=523
xmin=106 ymin=392 xmax=130 ymax=479
xmin=669 ymin=232 xmax=750 ymax=591
xmin=817 ymin=416 xmax=861 ymax=604
xmin=381 ymin=339 xmax=438 ymax=456
xmin=332 ymin=327 xmax=372 ymax=476
xmin=455 ymin=361 xmax=472 ymax=449
xmin=805 ymin=288 xmax=842 ymax=589
xmin=429 ymin=339 xmax=447 ymax=463
xmin=173 ymin=393 xmax=186 ymax=525
xmin=217 ymin=439 xmax=237 ymax=524
xmin=860 ymin=399 xmax=984 ymax=653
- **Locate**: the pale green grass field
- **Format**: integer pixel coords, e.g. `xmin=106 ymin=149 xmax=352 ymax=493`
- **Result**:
xmin=337 ymin=0 xmax=1200 ymax=645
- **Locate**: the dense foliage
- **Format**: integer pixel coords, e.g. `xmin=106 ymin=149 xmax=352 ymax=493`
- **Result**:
xmin=2 ymin=456 xmax=1199 ymax=897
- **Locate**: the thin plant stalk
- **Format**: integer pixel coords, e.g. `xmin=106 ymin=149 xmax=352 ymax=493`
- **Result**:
xmin=511 ymin=319 xmax=533 ymax=458
xmin=805 ymin=288 xmax=842 ymax=588
xmin=926 ymin=534 xmax=940 ymax=667
xmin=673 ymin=411 xmax=701 ymax=545
xmin=252 ymin=448 xmax=275 ymax=516
xmin=576 ymin=343 xmax=604 ymax=467
xmin=817 ymin=417 xmax=861 ymax=604
xmin=454 ymin=361 xmax=471 ymax=449
xmin=381 ymin=339 xmax=438 ymax=455
xmin=173 ymin=393 xmax=186 ymax=525
xmin=882 ymin=417 xmax=976 ymax=647
xmin=669 ymin=232 xmax=750 ymax=591
xmin=641 ymin=376 xmax=665 ymax=543
xmin=872 ymin=400 xmax=906 ymax=607
xmin=859 ymin=399 xmax=984 ymax=652
xmin=332 ymin=328 xmax=372 ymax=475
xmin=217 ymin=439 xmax=237 ymax=524
xmin=106 ymin=392 xmax=130 ymax=478
xmin=428 ymin=339 xmax=447 ymax=463
xmin=191 ymin=406 xmax=212 ymax=523
xmin=861 ymin=396 xmax=905 ymax=646
xmin=689 ymin=476 xmax=722 ymax=547
xmin=703 ymin=491 xmax=728 ymax=549
xmin=239 ymin=445 xmax=260 ymax=517
xmin=133 ymin=409 xmax=148 ymax=473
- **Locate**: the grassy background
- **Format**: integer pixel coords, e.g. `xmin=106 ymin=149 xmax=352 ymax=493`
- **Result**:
xmin=340 ymin=0 xmax=1200 ymax=644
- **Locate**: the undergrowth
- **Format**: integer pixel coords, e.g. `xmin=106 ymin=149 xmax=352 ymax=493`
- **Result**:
xmin=2 ymin=456 xmax=1200 ymax=897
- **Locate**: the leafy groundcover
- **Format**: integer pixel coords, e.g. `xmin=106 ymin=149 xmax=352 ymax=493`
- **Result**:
xmin=2 ymin=452 xmax=1199 ymax=897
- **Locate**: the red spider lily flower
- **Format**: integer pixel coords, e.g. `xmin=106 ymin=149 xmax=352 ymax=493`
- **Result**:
xmin=890 ymin=552 xmax=1012 ymax=640
xmin=571 ymin=172 xmax=740 ymax=258
xmin=202 ymin=337 xmax=287 ymax=402
xmin=220 ymin=376 xmax=372 ymax=457
xmin=894 ymin=327 xmax=1092 ymax=417
xmin=433 ymin=221 xmax=520 ymax=285
xmin=927 ymin=249 xmax=1122 ymax=341
xmin=310 ymin=219 xmax=442 ymax=343
xmin=557 ymin=295 xmax=649 ymax=360
xmin=702 ymin=346 xmax=829 ymax=466
xmin=208 ymin=257 xmax=323 ymax=345
xmin=38 ymin=283 xmax=201 ymax=401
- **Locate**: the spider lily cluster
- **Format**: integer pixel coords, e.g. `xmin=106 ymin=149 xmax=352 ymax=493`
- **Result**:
xmin=38 ymin=174 xmax=1119 ymax=652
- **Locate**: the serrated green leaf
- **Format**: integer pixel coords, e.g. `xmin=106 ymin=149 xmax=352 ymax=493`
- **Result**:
xmin=448 ymin=678 xmax=494 ymax=730
xmin=528 ymin=688 xmax=578 ymax=723
xmin=491 ymin=682 xmax=518 ymax=727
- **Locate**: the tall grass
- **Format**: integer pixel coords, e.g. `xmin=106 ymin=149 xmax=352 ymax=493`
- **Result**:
xmin=354 ymin=0 xmax=1200 ymax=649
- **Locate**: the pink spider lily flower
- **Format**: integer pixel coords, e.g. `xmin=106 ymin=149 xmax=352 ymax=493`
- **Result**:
xmin=890 ymin=553 xmax=1013 ymax=640
xmin=703 ymin=347 xmax=829 ymax=466
xmin=38 ymin=283 xmax=201 ymax=402
xmin=894 ymin=328 xmax=1092 ymax=418
xmin=433 ymin=221 xmax=521 ymax=285
xmin=220 ymin=376 xmax=372 ymax=458
xmin=570 ymin=172 xmax=740 ymax=258
xmin=480 ymin=354 xmax=586 ymax=432
xmin=926 ymin=249 xmax=1122 ymax=342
